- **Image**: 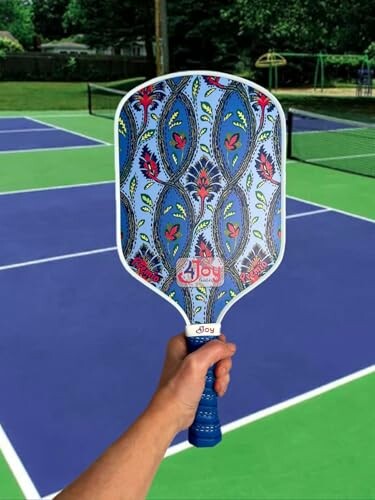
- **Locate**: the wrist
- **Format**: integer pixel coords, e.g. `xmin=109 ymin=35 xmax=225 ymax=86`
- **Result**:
xmin=146 ymin=386 xmax=184 ymax=437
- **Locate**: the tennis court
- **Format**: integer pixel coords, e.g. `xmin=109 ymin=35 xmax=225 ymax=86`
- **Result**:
xmin=0 ymin=107 xmax=374 ymax=499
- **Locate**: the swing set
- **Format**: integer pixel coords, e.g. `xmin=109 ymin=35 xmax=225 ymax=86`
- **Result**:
xmin=255 ymin=50 xmax=373 ymax=95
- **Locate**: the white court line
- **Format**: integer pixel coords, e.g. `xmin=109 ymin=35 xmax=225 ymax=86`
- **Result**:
xmin=286 ymin=208 xmax=331 ymax=219
xmin=293 ymin=126 xmax=370 ymax=136
xmin=288 ymin=194 xmax=375 ymax=224
xmin=0 ymin=143 xmax=112 ymax=155
xmin=166 ymin=365 xmax=375 ymax=458
xmin=43 ymin=364 xmax=375 ymax=499
xmin=0 ymin=247 xmax=116 ymax=272
xmin=25 ymin=116 xmax=111 ymax=146
xmin=308 ymin=152 xmax=375 ymax=162
xmin=0 ymin=128 xmax=57 ymax=134
xmin=0 ymin=112 xmax=88 ymax=119
xmin=0 ymin=180 xmax=114 ymax=196
xmin=0 ymin=209 xmax=330 ymax=273
xmin=289 ymin=151 xmax=375 ymax=162
xmin=32 ymin=112 xmax=88 ymax=118
xmin=0 ymin=425 xmax=40 ymax=499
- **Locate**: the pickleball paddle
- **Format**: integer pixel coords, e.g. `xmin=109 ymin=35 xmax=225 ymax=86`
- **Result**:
xmin=114 ymin=71 xmax=286 ymax=447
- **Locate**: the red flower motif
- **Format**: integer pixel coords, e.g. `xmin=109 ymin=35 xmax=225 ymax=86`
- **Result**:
xmin=171 ymin=132 xmax=186 ymax=150
xmin=255 ymin=146 xmax=279 ymax=184
xmin=165 ymin=223 xmax=181 ymax=241
xmin=250 ymin=91 xmax=274 ymax=132
xmin=197 ymin=169 xmax=210 ymax=200
xmin=257 ymin=94 xmax=270 ymax=111
xmin=195 ymin=234 xmax=214 ymax=257
xmin=130 ymin=83 xmax=165 ymax=124
xmin=203 ymin=76 xmax=226 ymax=89
xmin=225 ymin=222 xmax=240 ymax=238
xmin=139 ymin=86 xmax=154 ymax=107
xmin=224 ymin=133 xmax=241 ymax=152
xmin=139 ymin=145 xmax=160 ymax=181
xmin=186 ymin=157 xmax=221 ymax=218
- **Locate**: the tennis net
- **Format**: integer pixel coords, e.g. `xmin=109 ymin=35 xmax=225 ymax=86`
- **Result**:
xmin=87 ymin=83 xmax=127 ymax=119
xmin=287 ymin=108 xmax=375 ymax=178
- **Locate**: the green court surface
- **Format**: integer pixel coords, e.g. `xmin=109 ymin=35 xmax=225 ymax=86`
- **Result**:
xmin=150 ymin=373 xmax=375 ymax=499
xmin=0 ymin=451 xmax=24 ymax=499
xmin=0 ymin=111 xmax=374 ymax=499
xmin=287 ymin=163 xmax=375 ymax=219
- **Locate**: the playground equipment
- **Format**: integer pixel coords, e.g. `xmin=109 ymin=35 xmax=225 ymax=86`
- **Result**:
xmin=356 ymin=58 xmax=373 ymax=96
xmin=256 ymin=50 xmax=373 ymax=94
xmin=255 ymin=51 xmax=287 ymax=90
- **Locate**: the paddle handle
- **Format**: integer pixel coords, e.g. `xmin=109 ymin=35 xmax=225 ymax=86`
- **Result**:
xmin=185 ymin=323 xmax=222 ymax=447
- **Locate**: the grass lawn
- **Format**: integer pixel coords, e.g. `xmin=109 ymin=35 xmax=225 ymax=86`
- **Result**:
xmin=0 ymin=81 xmax=373 ymax=123
xmin=0 ymin=82 xmax=88 ymax=110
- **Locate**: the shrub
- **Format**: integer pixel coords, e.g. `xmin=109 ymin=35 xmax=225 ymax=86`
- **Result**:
xmin=0 ymin=37 xmax=23 ymax=55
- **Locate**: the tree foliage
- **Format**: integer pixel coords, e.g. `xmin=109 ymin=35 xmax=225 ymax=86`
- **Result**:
xmin=64 ymin=0 xmax=153 ymax=50
xmin=63 ymin=0 xmax=155 ymax=73
xmin=0 ymin=0 xmax=374 ymax=73
xmin=33 ymin=0 xmax=70 ymax=40
xmin=0 ymin=0 xmax=34 ymax=47
xmin=221 ymin=0 xmax=375 ymax=56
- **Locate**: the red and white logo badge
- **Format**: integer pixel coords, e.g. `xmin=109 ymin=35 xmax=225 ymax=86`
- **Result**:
xmin=176 ymin=258 xmax=224 ymax=287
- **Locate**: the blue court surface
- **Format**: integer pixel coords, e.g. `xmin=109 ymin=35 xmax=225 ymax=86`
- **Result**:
xmin=0 ymin=117 xmax=107 ymax=153
xmin=291 ymin=112 xmax=366 ymax=132
xmin=0 ymin=183 xmax=374 ymax=496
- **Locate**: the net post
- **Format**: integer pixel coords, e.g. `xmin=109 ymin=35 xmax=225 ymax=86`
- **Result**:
xmin=287 ymin=110 xmax=293 ymax=159
xmin=87 ymin=83 xmax=92 ymax=115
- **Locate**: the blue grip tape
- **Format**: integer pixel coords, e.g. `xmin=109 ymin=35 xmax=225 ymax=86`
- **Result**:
xmin=186 ymin=335 xmax=222 ymax=447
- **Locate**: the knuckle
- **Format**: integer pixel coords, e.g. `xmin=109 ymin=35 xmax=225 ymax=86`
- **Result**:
xmin=184 ymin=353 xmax=200 ymax=373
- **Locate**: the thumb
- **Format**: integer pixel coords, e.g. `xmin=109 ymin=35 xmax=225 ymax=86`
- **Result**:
xmin=188 ymin=339 xmax=236 ymax=374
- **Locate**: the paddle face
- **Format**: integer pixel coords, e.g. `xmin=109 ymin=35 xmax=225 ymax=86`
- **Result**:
xmin=115 ymin=71 xmax=286 ymax=327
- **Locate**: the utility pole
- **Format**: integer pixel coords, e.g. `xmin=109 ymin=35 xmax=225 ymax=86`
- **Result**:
xmin=155 ymin=0 xmax=169 ymax=75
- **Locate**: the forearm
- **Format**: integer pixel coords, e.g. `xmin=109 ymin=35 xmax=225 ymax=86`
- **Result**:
xmin=57 ymin=390 xmax=178 ymax=500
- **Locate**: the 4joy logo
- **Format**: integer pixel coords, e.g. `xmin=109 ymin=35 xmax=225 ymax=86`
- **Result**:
xmin=176 ymin=258 xmax=224 ymax=287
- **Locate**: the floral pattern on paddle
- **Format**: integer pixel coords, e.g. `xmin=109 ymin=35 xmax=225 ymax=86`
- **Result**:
xmin=117 ymin=73 xmax=284 ymax=324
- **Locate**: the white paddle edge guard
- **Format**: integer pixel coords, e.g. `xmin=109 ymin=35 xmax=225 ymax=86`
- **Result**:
xmin=114 ymin=70 xmax=287 ymax=328
xmin=185 ymin=323 xmax=221 ymax=337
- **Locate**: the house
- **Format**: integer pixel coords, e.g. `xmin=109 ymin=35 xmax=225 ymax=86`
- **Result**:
xmin=123 ymin=39 xmax=147 ymax=58
xmin=40 ymin=41 xmax=97 ymax=55
xmin=40 ymin=37 xmax=147 ymax=57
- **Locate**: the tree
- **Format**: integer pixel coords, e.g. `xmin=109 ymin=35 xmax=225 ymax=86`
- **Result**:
xmin=0 ymin=0 xmax=34 ymax=48
xmin=33 ymin=0 xmax=70 ymax=40
xmin=167 ymin=0 xmax=235 ymax=71
xmin=221 ymin=0 xmax=375 ymax=55
xmin=64 ymin=0 xmax=155 ymax=73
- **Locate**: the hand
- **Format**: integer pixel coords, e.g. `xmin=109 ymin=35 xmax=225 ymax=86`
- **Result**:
xmin=150 ymin=333 xmax=236 ymax=433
